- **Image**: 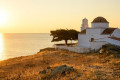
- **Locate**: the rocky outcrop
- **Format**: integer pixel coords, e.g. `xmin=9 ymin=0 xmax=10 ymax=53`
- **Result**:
xmin=51 ymin=65 xmax=74 ymax=76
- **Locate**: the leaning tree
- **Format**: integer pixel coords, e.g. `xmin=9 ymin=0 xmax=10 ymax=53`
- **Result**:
xmin=50 ymin=29 xmax=79 ymax=45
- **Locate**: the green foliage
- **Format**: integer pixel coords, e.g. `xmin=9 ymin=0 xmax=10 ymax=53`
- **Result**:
xmin=68 ymin=29 xmax=79 ymax=40
xmin=102 ymin=44 xmax=120 ymax=53
xmin=100 ymin=44 xmax=120 ymax=57
xmin=50 ymin=29 xmax=79 ymax=45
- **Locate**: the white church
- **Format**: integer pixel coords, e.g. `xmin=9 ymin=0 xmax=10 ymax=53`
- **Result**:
xmin=78 ymin=16 xmax=120 ymax=50
xmin=55 ymin=16 xmax=120 ymax=53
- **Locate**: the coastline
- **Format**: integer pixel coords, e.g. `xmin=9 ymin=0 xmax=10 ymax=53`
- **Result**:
xmin=0 ymin=48 xmax=120 ymax=80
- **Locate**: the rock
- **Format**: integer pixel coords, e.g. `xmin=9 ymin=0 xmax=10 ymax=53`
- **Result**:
xmin=39 ymin=70 xmax=46 ymax=74
xmin=51 ymin=65 xmax=74 ymax=76
xmin=47 ymin=66 xmax=51 ymax=69
xmin=77 ymin=74 xmax=82 ymax=77
xmin=115 ymin=54 xmax=120 ymax=58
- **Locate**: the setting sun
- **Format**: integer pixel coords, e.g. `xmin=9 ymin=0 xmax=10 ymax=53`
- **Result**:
xmin=0 ymin=10 xmax=7 ymax=25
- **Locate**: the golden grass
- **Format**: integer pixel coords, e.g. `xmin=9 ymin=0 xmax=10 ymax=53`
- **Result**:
xmin=0 ymin=48 xmax=120 ymax=80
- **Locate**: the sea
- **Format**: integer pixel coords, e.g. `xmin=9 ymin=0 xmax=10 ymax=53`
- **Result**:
xmin=0 ymin=33 xmax=65 ymax=61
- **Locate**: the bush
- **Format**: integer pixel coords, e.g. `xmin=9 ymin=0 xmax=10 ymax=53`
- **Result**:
xmin=99 ymin=44 xmax=120 ymax=57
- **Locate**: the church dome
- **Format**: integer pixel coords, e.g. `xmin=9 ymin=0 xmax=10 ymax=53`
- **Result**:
xmin=92 ymin=17 xmax=109 ymax=23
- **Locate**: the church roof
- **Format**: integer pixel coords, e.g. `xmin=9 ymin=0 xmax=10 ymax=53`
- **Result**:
xmin=108 ymin=37 xmax=120 ymax=41
xmin=79 ymin=29 xmax=86 ymax=34
xmin=92 ymin=17 xmax=109 ymax=23
xmin=102 ymin=28 xmax=116 ymax=34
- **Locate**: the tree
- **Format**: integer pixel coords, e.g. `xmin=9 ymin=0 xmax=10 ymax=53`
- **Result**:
xmin=68 ymin=29 xmax=79 ymax=43
xmin=50 ymin=29 xmax=79 ymax=45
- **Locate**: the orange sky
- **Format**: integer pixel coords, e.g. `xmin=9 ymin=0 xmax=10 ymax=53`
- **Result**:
xmin=0 ymin=0 xmax=120 ymax=33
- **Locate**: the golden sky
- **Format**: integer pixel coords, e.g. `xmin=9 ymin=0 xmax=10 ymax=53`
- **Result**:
xmin=0 ymin=0 xmax=120 ymax=33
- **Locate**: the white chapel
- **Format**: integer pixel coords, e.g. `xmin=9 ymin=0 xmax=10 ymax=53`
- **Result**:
xmin=78 ymin=17 xmax=120 ymax=50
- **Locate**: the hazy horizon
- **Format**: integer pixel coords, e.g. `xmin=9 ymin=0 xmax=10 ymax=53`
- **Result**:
xmin=0 ymin=0 xmax=120 ymax=33
xmin=1 ymin=32 xmax=50 ymax=34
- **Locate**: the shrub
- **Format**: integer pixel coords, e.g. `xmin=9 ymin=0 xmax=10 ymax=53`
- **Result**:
xmin=99 ymin=44 xmax=120 ymax=57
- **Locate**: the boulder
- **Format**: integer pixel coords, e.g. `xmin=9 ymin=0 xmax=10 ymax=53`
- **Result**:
xmin=51 ymin=65 xmax=74 ymax=76
xmin=39 ymin=70 xmax=46 ymax=74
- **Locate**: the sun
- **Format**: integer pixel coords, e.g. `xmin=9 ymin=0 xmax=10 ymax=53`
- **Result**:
xmin=0 ymin=10 xmax=7 ymax=25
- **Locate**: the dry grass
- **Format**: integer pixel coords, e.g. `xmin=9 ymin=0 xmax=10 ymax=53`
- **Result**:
xmin=0 ymin=48 xmax=120 ymax=80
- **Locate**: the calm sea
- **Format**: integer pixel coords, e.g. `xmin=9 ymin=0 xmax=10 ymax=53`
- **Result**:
xmin=0 ymin=33 xmax=63 ymax=61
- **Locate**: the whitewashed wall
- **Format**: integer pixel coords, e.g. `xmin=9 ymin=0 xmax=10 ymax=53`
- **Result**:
xmin=86 ymin=28 xmax=105 ymax=35
xmin=78 ymin=34 xmax=90 ymax=47
xmin=54 ymin=45 xmax=90 ymax=53
xmin=78 ymin=28 xmax=120 ymax=52
xmin=111 ymin=29 xmax=120 ymax=37
xmin=91 ymin=23 xmax=109 ymax=28
xmin=106 ymin=38 xmax=120 ymax=46
xmin=78 ymin=28 xmax=110 ymax=48
xmin=94 ymin=36 xmax=109 ymax=42
xmin=90 ymin=41 xmax=108 ymax=50
xmin=87 ymin=28 xmax=109 ymax=42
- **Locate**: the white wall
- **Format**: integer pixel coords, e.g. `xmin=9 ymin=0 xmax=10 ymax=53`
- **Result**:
xmin=94 ymin=35 xmax=109 ymax=42
xmin=78 ymin=34 xmax=90 ymax=47
xmin=78 ymin=28 xmax=110 ymax=48
xmin=86 ymin=28 xmax=109 ymax=42
xmin=86 ymin=28 xmax=105 ymax=35
xmin=92 ymin=23 xmax=109 ymax=28
xmin=54 ymin=45 xmax=90 ymax=53
xmin=78 ymin=28 xmax=120 ymax=50
xmin=106 ymin=38 xmax=120 ymax=46
xmin=111 ymin=28 xmax=120 ymax=38
xmin=90 ymin=41 xmax=108 ymax=50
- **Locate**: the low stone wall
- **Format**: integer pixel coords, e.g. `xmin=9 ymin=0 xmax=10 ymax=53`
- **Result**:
xmin=54 ymin=45 xmax=90 ymax=53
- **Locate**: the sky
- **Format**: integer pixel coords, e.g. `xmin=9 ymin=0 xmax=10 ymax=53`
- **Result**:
xmin=0 ymin=0 xmax=120 ymax=33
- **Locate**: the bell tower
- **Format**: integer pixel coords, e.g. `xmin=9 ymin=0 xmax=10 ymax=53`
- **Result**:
xmin=81 ymin=18 xmax=89 ymax=31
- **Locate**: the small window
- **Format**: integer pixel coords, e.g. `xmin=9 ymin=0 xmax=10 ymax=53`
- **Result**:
xmin=91 ymin=38 xmax=94 ymax=42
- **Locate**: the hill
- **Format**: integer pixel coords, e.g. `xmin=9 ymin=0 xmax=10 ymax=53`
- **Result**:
xmin=0 ymin=47 xmax=120 ymax=80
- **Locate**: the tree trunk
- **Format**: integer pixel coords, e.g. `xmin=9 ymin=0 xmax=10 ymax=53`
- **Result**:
xmin=65 ymin=40 xmax=68 ymax=45
xmin=71 ymin=40 xmax=72 ymax=46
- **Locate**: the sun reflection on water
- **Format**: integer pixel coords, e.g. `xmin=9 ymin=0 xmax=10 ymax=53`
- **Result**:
xmin=0 ymin=33 xmax=4 ymax=60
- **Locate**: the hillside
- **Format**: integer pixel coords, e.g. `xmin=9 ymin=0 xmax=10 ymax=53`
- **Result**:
xmin=0 ymin=48 xmax=120 ymax=80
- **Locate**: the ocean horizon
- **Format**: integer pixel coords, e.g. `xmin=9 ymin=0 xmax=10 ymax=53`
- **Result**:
xmin=0 ymin=33 xmax=65 ymax=61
